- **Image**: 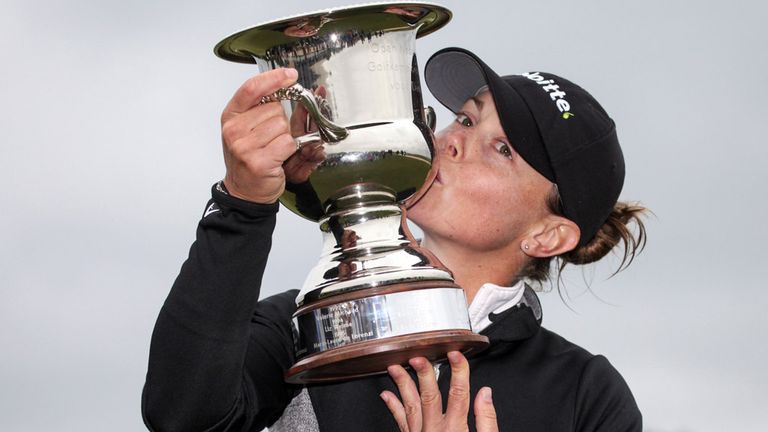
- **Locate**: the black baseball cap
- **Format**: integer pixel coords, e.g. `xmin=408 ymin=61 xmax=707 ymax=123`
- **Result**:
xmin=424 ymin=47 xmax=625 ymax=248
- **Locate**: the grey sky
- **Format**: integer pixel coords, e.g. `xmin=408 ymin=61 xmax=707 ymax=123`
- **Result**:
xmin=1 ymin=1 xmax=766 ymax=431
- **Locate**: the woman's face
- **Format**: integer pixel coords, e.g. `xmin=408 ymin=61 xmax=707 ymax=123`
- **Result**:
xmin=408 ymin=91 xmax=554 ymax=253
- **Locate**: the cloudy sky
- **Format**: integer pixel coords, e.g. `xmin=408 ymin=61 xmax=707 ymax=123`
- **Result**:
xmin=1 ymin=1 xmax=766 ymax=431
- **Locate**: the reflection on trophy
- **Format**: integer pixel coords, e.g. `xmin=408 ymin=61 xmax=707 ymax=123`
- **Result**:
xmin=215 ymin=2 xmax=489 ymax=384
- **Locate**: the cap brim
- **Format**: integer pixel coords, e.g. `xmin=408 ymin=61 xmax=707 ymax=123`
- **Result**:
xmin=424 ymin=48 xmax=492 ymax=113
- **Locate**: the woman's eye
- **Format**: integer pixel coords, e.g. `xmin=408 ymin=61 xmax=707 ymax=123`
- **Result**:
xmin=455 ymin=113 xmax=473 ymax=127
xmin=494 ymin=141 xmax=514 ymax=159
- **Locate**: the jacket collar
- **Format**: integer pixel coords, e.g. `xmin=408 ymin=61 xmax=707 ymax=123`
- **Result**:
xmin=479 ymin=285 xmax=542 ymax=344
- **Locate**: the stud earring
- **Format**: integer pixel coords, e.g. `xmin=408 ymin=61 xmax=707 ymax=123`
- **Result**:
xmin=523 ymin=243 xmax=529 ymax=251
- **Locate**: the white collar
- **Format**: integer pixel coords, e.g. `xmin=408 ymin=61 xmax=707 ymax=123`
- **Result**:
xmin=467 ymin=280 xmax=526 ymax=333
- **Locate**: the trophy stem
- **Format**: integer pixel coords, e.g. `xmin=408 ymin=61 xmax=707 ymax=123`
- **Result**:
xmin=298 ymin=183 xmax=454 ymax=306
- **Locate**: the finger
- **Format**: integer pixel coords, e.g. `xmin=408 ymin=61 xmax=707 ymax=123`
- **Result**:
xmin=444 ymin=351 xmax=471 ymax=427
xmin=230 ymin=133 xmax=295 ymax=184
xmin=225 ymin=112 xmax=291 ymax=155
xmin=287 ymin=140 xmax=325 ymax=163
xmin=284 ymin=144 xmax=314 ymax=171
xmin=387 ymin=365 xmax=423 ymax=432
xmin=408 ymin=357 xmax=443 ymax=428
xmin=229 ymin=130 xmax=292 ymax=172
xmin=221 ymin=102 xmax=286 ymax=145
xmin=315 ymin=85 xmax=327 ymax=99
xmin=223 ymin=68 xmax=298 ymax=120
xmin=262 ymin=133 xmax=299 ymax=165
xmin=289 ymin=98 xmax=310 ymax=136
xmin=283 ymin=142 xmax=325 ymax=184
xmin=473 ymin=387 xmax=499 ymax=432
xmin=380 ymin=391 xmax=410 ymax=432
xmin=301 ymin=141 xmax=326 ymax=162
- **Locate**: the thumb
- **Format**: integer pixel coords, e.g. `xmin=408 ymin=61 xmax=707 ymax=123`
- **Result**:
xmin=474 ymin=387 xmax=499 ymax=432
xmin=223 ymin=68 xmax=299 ymax=119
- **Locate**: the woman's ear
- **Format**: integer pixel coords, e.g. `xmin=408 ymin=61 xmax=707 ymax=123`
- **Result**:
xmin=520 ymin=216 xmax=580 ymax=258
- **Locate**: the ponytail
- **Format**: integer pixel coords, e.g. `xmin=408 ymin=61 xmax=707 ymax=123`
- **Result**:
xmin=520 ymin=187 xmax=649 ymax=285
xmin=561 ymin=201 xmax=648 ymax=270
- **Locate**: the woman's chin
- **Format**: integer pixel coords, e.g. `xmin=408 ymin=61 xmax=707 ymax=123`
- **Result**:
xmin=404 ymin=199 xmax=428 ymax=225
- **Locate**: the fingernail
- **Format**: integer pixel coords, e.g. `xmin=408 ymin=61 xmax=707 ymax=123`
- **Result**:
xmin=408 ymin=357 xmax=424 ymax=369
xmin=447 ymin=351 xmax=461 ymax=364
xmin=482 ymin=387 xmax=493 ymax=402
xmin=380 ymin=392 xmax=389 ymax=402
xmin=285 ymin=68 xmax=298 ymax=80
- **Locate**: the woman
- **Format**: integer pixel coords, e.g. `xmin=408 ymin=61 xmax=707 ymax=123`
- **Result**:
xmin=142 ymin=48 xmax=647 ymax=432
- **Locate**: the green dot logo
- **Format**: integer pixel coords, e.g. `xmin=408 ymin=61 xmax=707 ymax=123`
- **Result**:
xmin=562 ymin=112 xmax=574 ymax=119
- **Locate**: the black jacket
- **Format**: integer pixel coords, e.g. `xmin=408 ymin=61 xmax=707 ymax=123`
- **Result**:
xmin=142 ymin=186 xmax=642 ymax=431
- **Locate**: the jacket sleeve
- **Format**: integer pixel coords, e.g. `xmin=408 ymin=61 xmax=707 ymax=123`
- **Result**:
xmin=142 ymin=185 xmax=299 ymax=431
xmin=574 ymin=355 xmax=642 ymax=432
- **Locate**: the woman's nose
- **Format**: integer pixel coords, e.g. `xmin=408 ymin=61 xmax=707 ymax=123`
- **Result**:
xmin=436 ymin=129 xmax=464 ymax=160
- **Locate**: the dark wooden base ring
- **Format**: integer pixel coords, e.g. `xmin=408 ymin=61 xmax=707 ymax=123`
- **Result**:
xmin=285 ymin=329 xmax=489 ymax=384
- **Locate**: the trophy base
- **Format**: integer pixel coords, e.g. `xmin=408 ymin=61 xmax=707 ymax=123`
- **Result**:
xmin=285 ymin=329 xmax=489 ymax=384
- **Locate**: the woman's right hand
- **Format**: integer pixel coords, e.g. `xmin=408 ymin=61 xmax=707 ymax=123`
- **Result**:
xmin=219 ymin=68 xmax=301 ymax=204
xmin=381 ymin=352 xmax=499 ymax=432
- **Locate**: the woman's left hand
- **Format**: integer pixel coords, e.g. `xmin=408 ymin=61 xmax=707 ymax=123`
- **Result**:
xmin=380 ymin=351 xmax=499 ymax=432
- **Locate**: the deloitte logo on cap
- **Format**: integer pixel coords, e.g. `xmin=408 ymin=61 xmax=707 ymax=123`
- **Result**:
xmin=522 ymin=72 xmax=574 ymax=119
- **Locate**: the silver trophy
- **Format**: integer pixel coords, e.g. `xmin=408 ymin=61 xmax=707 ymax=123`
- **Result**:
xmin=215 ymin=2 xmax=488 ymax=384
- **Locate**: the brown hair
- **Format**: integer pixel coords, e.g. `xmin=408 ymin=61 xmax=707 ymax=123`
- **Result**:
xmin=520 ymin=186 xmax=649 ymax=286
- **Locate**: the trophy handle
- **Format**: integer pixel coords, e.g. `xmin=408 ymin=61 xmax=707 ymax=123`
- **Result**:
xmin=260 ymin=83 xmax=349 ymax=143
xmin=424 ymin=106 xmax=436 ymax=132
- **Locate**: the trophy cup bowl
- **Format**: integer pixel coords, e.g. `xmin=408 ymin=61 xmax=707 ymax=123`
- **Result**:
xmin=215 ymin=2 xmax=489 ymax=384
